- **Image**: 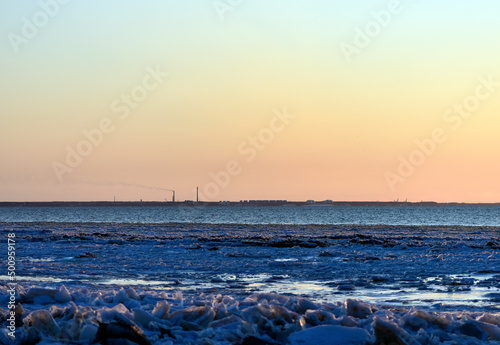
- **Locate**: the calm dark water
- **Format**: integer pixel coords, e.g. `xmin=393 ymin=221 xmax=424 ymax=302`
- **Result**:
xmin=0 ymin=205 xmax=499 ymax=226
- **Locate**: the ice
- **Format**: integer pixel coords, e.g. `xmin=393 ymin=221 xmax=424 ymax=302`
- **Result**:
xmin=7 ymin=222 xmax=499 ymax=312
xmin=132 ymin=307 xmax=163 ymax=329
xmin=337 ymin=284 xmax=356 ymax=291
xmin=477 ymin=313 xmax=500 ymax=325
xmin=113 ymin=289 xmax=131 ymax=304
xmin=2 ymin=285 xmax=500 ymax=343
xmin=24 ymin=309 xmax=60 ymax=337
xmin=345 ymin=299 xmax=375 ymax=319
xmin=152 ymin=300 xmax=171 ymax=319
xmin=0 ymin=330 xmax=12 ymax=345
xmin=26 ymin=287 xmax=57 ymax=300
xmin=474 ymin=321 xmax=500 ymax=341
xmin=126 ymin=287 xmax=141 ymax=301
xmin=95 ymin=321 xmax=151 ymax=345
xmin=373 ymin=317 xmax=420 ymax=345
xmin=79 ymin=324 xmax=98 ymax=342
xmin=54 ymin=285 xmax=72 ymax=303
xmin=458 ymin=322 xmax=489 ymax=341
xmin=97 ymin=303 xmax=134 ymax=324
xmin=288 ymin=325 xmax=370 ymax=345
xmin=294 ymin=298 xmax=318 ymax=314
xmin=2 ymin=222 xmax=500 ymax=343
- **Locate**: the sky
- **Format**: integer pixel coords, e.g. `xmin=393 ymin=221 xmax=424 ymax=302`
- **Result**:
xmin=1 ymin=0 xmax=500 ymax=203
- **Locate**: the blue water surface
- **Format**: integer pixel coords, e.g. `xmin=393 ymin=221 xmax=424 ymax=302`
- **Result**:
xmin=1 ymin=205 xmax=499 ymax=226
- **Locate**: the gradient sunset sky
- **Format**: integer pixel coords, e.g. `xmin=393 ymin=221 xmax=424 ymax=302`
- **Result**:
xmin=1 ymin=1 xmax=499 ymax=202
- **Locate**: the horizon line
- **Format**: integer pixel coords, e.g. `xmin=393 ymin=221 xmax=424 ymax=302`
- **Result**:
xmin=1 ymin=200 xmax=500 ymax=205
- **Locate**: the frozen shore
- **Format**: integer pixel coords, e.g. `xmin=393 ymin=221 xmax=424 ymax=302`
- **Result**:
xmin=1 ymin=222 xmax=499 ymax=343
xmin=1 ymin=284 xmax=500 ymax=344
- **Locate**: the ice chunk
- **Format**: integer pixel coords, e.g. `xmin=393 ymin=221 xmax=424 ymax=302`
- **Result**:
xmin=345 ymin=299 xmax=374 ymax=319
xmin=54 ymin=285 xmax=72 ymax=303
xmin=476 ymin=312 xmax=500 ymax=325
xmin=152 ymin=300 xmax=171 ymax=319
xmin=68 ymin=312 xmax=83 ymax=340
xmin=95 ymin=322 xmax=151 ymax=345
xmin=97 ymin=303 xmax=134 ymax=324
xmin=403 ymin=314 xmax=428 ymax=331
xmin=171 ymin=305 xmax=216 ymax=328
xmin=303 ymin=309 xmax=336 ymax=326
xmin=24 ymin=309 xmax=60 ymax=337
xmin=125 ymin=288 xmax=141 ymax=301
xmin=470 ymin=320 xmax=500 ymax=341
xmin=373 ymin=317 xmax=419 ymax=345
xmin=124 ymin=299 xmax=142 ymax=310
xmin=434 ymin=313 xmax=452 ymax=327
xmin=288 ymin=325 xmax=370 ymax=345
xmin=338 ymin=315 xmax=358 ymax=327
xmin=241 ymin=304 xmax=273 ymax=324
xmin=409 ymin=309 xmax=434 ymax=324
xmin=26 ymin=287 xmax=58 ymax=300
xmin=33 ymin=295 xmax=55 ymax=305
xmin=209 ymin=314 xmax=242 ymax=328
xmin=79 ymin=324 xmax=98 ymax=342
xmin=49 ymin=305 xmax=65 ymax=318
xmin=457 ymin=321 xmax=488 ymax=341
xmin=113 ymin=289 xmax=130 ymax=304
xmin=295 ymin=298 xmax=318 ymax=314
xmin=133 ymin=308 xmax=162 ymax=329
xmin=270 ymin=304 xmax=295 ymax=323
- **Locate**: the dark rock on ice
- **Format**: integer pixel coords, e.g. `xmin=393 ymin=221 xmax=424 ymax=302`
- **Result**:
xmin=486 ymin=241 xmax=499 ymax=249
xmin=268 ymin=240 xmax=325 ymax=248
xmin=107 ymin=239 xmax=126 ymax=245
xmin=371 ymin=276 xmax=389 ymax=283
xmin=364 ymin=255 xmax=381 ymax=261
xmin=75 ymin=252 xmax=98 ymax=258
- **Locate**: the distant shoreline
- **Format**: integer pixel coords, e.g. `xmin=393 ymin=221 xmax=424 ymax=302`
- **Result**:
xmin=1 ymin=201 xmax=500 ymax=207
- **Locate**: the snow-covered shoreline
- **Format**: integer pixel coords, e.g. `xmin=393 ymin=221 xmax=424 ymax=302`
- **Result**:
xmin=1 ymin=284 xmax=500 ymax=344
xmin=1 ymin=222 xmax=499 ymax=343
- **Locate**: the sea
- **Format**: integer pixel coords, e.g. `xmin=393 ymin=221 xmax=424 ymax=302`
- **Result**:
xmin=1 ymin=204 xmax=500 ymax=315
xmin=1 ymin=204 xmax=500 ymax=226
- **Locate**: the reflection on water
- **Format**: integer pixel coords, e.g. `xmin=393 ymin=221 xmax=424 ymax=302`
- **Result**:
xmin=0 ymin=275 xmax=71 ymax=283
xmin=27 ymin=257 xmax=56 ymax=262
xmin=7 ymin=273 xmax=499 ymax=311
xmin=100 ymin=278 xmax=168 ymax=286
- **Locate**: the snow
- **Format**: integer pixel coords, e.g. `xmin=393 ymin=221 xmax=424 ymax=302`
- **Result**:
xmin=288 ymin=325 xmax=370 ymax=345
xmin=2 ymin=286 xmax=500 ymax=344
xmin=1 ymin=222 xmax=500 ymax=344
